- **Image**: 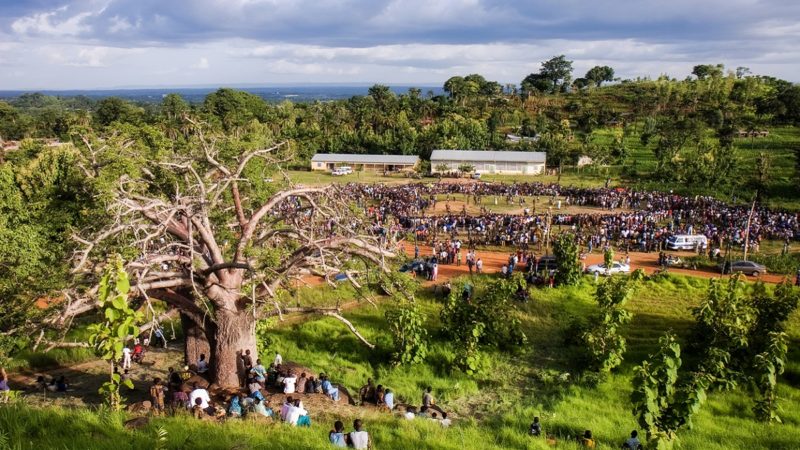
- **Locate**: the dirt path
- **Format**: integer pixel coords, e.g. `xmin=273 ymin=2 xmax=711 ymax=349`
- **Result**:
xmin=399 ymin=242 xmax=787 ymax=285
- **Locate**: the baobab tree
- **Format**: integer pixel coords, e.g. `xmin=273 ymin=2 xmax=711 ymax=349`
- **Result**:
xmin=61 ymin=120 xmax=395 ymax=387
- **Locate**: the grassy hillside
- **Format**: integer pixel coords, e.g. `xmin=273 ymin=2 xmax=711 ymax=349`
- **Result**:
xmin=3 ymin=274 xmax=799 ymax=449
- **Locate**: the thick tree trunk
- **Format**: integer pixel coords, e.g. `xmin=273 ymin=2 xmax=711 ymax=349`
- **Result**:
xmin=182 ymin=313 xmax=211 ymax=368
xmin=210 ymin=309 xmax=258 ymax=388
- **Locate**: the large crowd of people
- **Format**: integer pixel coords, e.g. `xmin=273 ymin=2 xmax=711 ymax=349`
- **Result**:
xmin=346 ymin=182 xmax=799 ymax=255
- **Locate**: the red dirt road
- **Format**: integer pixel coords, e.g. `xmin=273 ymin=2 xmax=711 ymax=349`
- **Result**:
xmin=398 ymin=242 xmax=788 ymax=285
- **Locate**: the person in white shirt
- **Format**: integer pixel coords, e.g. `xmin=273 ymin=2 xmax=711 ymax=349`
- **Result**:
xmin=122 ymin=346 xmax=132 ymax=370
xmin=440 ymin=412 xmax=452 ymax=428
xmin=189 ymin=383 xmax=211 ymax=409
xmin=286 ymin=399 xmax=307 ymax=426
xmin=273 ymin=352 xmax=282 ymax=367
xmin=283 ymin=372 xmax=298 ymax=394
xmin=349 ymin=419 xmax=371 ymax=449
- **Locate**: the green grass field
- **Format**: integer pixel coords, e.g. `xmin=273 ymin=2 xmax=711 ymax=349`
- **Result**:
xmin=3 ymin=274 xmax=799 ymax=449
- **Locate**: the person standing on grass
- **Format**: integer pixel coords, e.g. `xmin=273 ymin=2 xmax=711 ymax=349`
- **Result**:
xmin=122 ymin=345 xmax=132 ymax=370
xmin=149 ymin=378 xmax=166 ymax=415
xmin=476 ymin=258 xmax=483 ymax=274
xmin=349 ymin=419 xmax=372 ymax=450
xmin=153 ymin=326 xmax=167 ymax=348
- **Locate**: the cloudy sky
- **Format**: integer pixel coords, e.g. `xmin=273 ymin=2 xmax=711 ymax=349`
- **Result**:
xmin=1 ymin=0 xmax=798 ymax=90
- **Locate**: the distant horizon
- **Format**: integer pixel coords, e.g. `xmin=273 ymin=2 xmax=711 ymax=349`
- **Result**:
xmin=0 ymin=82 xmax=445 ymax=94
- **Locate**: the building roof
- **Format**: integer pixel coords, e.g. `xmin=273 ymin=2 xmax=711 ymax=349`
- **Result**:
xmin=311 ymin=153 xmax=419 ymax=164
xmin=430 ymin=150 xmax=546 ymax=163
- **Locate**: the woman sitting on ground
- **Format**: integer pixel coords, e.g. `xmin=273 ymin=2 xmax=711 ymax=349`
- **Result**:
xmin=296 ymin=373 xmax=308 ymax=394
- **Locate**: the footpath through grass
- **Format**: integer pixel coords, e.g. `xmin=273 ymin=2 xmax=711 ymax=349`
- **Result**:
xmin=2 ymin=274 xmax=800 ymax=449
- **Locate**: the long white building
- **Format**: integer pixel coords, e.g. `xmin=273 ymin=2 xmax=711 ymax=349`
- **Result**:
xmin=311 ymin=153 xmax=419 ymax=172
xmin=430 ymin=150 xmax=546 ymax=175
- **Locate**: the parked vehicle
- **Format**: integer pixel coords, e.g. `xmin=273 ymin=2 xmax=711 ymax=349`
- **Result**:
xmin=666 ymin=234 xmax=708 ymax=250
xmin=529 ymin=256 xmax=557 ymax=272
xmin=331 ymin=166 xmax=353 ymax=176
xmin=586 ymin=261 xmax=631 ymax=275
xmin=472 ymin=172 xmax=482 ymax=179
xmin=718 ymin=260 xmax=767 ymax=276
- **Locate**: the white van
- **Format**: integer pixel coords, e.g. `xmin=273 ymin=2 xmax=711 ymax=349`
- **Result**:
xmin=666 ymin=234 xmax=708 ymax=250
xmin=331 ymin=166 xmax=353 ymax=176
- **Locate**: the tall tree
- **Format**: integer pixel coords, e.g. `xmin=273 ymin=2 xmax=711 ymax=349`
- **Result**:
xmin=62 ymin=120 xmax=394 ymax=387
xmin=585 ymin=65 xmax=615 ymax=87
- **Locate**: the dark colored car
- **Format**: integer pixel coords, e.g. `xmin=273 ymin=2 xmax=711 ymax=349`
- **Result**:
xmin=719 ymin=260 xmax=767 ymax=276
xmin=529 ymin=256 xmax=558 ymax=272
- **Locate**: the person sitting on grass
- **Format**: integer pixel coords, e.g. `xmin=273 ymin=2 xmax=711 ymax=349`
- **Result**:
xmin=349 ymin=419 xmax=372 ymax=450
xmin=149 ymin=378 xmax=166 ymax=415
xmin=329 ymin=420 xmax=347 ymax=447
xmin=286 ymin=399 xmax=309 ymax=426
xmin=34 ymin=376 xmax=48 ymax=392
xmin=383 ymin=388 xmax=394 ymax=411
xmin=529 ymin=416 xmax=542 ymax=436
xmin=404 ymin=406 xmax=417 ymax=420
xmin=252 ymin=397 xmax=273 ymax=419
xmin=296 ymin=372 xmax=308 ymax=394
xmin=307 ymin=376 xmax=321 ymax=394
xmin=247 ymin=377 xmax=265 ymax=402
xmin=418 ymin=405 xmax=430 ymax=418
xmin=422 ymin=386 xmax=434 ymax=408
xmin=250 ymin=359 xmax=267 ymax=386
xmin=266 ymin=363 xmax=278 ymax=386
xmin=359 ymin=378 xmax=376 ymax=404
xmin=55 ymin=375 xmax=68 ymax=392
xmin=228 ymin=393 xmax=244 ymax=418
xmin=580 ymin=430 xmax=596 ymax=449
xmin=189 ymin=382 xmax=211 ymax=410
xmin=283 ymin=371 xmax=298 ymax=394
xmin=320 ymin=374 xmax=340 ymax=402
xmin=192 ymin=397 xmax=205 ymax=419
xmin=624 ymin=430 xmax=641 ymax=449
xmin=280 ymin=396 xmax=294 ymax=421
xmin=196 ymin=354 xmax=209 ymax=374
xmin=440 ymin=412 xmax=452 ymax=428
xmin=375 ymin=384 xmax=385 ymax=407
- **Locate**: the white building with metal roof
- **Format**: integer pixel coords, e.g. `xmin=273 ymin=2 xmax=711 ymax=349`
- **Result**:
xmin=430 ymin=150 xmax=546 ymax=175
xmin=311 ymin=153 xmax=419 ymax=172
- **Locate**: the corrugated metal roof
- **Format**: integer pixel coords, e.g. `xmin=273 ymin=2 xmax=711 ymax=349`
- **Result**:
xmin=311 ymin=153 xmax=419 ymax=164
xmin=430 ymin=150 xmax=546 ymax=163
